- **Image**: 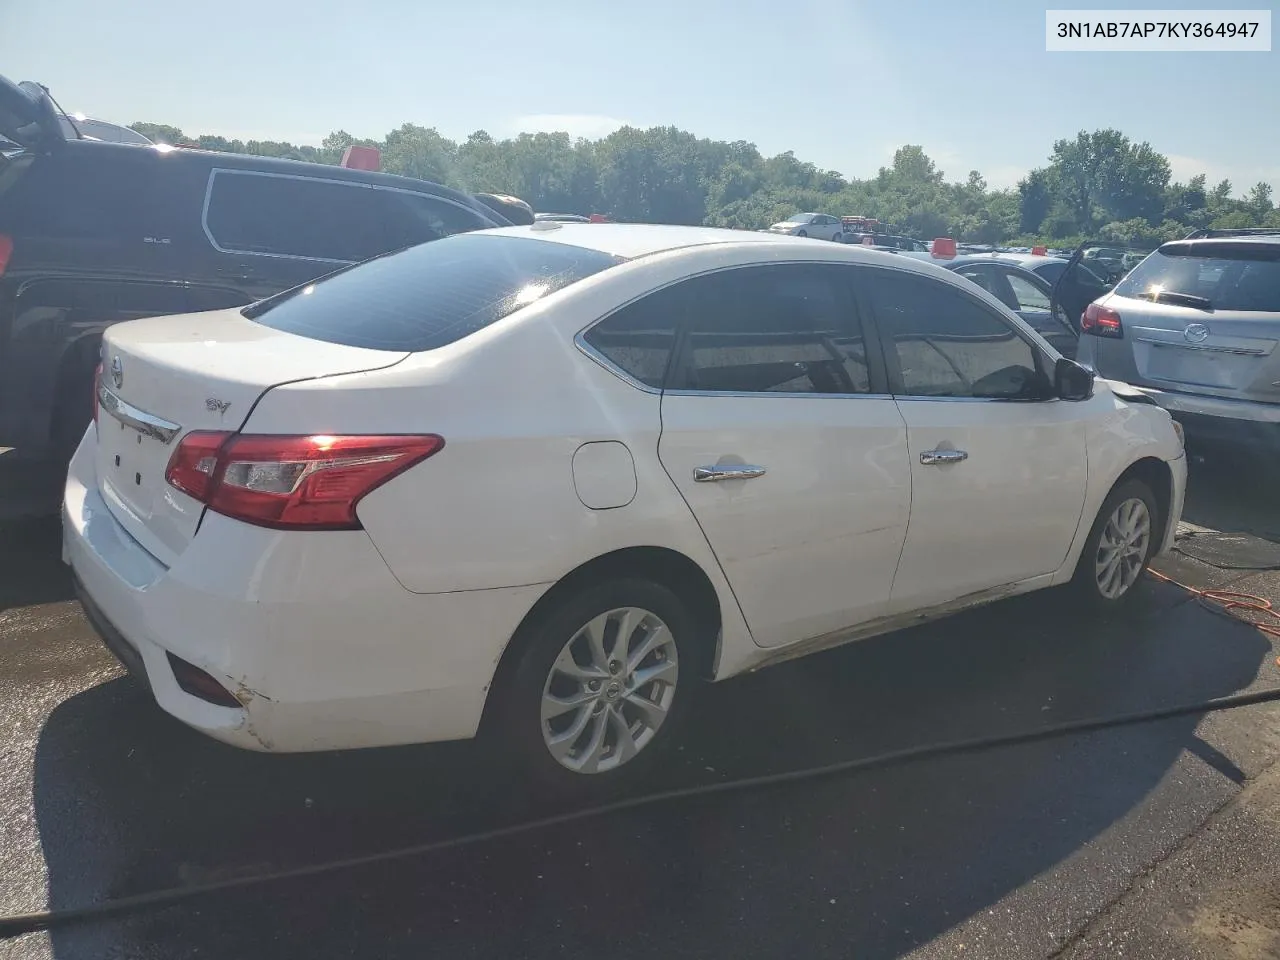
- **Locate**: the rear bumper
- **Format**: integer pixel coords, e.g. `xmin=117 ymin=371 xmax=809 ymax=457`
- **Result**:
xmin=62 ymin=430 xmax=549 ymax=753
xmin=1119 ymin=386 xmax=1280 ymax=451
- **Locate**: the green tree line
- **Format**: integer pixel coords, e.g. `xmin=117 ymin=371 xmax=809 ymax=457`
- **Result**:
xmin=131 ymin=121 xmax=1279 ymax=246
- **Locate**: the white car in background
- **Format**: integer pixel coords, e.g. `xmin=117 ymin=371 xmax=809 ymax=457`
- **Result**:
xmin=64 ymin=223 xmax=1186 ymax=794
xmin=766 ymin=212 xmax=845 ymax=241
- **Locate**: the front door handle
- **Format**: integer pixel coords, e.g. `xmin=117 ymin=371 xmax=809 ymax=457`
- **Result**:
xmin=920 ymin=449 xmax=969 ymax=465
xmin=693 ymin=464 xmax=767 ymax=482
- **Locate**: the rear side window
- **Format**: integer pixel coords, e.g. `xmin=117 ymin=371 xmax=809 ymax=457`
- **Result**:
xmin=245 ymin=233 xmax=622 ymax=351
xmin=669 ymin=263 xmax=871 ymax=395
xmin=377 ymin=190 xmax=492 ymax=251
xmin=582 ymin=287 xmax=681 ymax=389
xmin=1115 ymin=245 xmax=1280 ymax=312
xmin=204 ymin=171 xmax=387 ymax=263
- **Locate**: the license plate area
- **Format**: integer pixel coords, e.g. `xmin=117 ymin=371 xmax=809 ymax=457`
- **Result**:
xmin=1144 ymin=343 xmax=1249 ymax=389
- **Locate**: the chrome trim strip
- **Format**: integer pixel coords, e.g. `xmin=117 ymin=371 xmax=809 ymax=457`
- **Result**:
xmin=1135 ymin=337 xmax=1268 ymax=357
xmin=97 ymin=385 xmax=181 ymax=444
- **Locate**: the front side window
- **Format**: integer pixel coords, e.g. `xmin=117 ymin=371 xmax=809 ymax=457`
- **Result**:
xmin=205 ymin=171 xmax=387 ymax=263
xmin=668 ymin=264 xmax=871 ymax=395
xmin=867 ymin=269 xmax=1047 ymax=400
xmin=1005 ymin=271 xmax=1052 ymax=313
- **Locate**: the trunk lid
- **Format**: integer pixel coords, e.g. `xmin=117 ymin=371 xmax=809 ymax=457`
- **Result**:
xmin=95 ymin=308 xmax=408 ymax=564
xmin=0 ymin=74 xmax=65 ymax=152
xmin=1118 ymin=298 xmax=1280 ymax=400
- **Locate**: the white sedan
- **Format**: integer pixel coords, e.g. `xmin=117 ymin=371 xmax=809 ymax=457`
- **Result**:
xmin=65 ymin=223 xmax=1186 ymax=793
xmin=765 ymin=213 xmax=845 ymax=241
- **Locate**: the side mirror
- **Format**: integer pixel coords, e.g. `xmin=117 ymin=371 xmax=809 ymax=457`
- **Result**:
xmin=1055 ymin=357 xmax=1094 ymax=401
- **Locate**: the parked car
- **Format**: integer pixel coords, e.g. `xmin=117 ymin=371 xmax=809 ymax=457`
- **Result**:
xmin=56 ymin=114 xmax=153 ymax=145
xmin=0 ymin=73 xmax=506 ymax=470
xmin=1073 ymin=230 xmax=1280 ymax=454
xmin=475 ymin=193 xmax=535 ymax=225
xmin=65 ymin=222 xmax=1186 ymax=793
xmin=942 ymin=257 xmax=1079 ymax=357
xmin=535 ymin=213 xmax=592 ymax=223
xmin=766 ymin=213 xmax=844 ymax=241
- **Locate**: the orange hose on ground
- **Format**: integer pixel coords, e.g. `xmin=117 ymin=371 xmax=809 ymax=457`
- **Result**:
xmin=1147 ymin=568 xmax=1280 ymax=665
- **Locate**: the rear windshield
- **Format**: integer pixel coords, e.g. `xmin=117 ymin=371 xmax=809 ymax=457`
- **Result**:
xmin=245 ymin=233 xmax=624 ymax=351
xmin=1115 ymin=244 xmax=1280 ymax=313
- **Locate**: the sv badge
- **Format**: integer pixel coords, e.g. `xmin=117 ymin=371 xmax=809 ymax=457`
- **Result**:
xmin=206 ymin=398 xmax=232 ymax=415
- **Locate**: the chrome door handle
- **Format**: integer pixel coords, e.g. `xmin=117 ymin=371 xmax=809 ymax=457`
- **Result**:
xmin=693 ymin=464 xmax=767 ymax=482
xmin=920 ymin=449 xmax=969 ymax=465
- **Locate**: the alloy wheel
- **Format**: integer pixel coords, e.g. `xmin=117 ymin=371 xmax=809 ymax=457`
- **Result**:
xmin=539 ymin=606 xmax=679 ymax=774
xmin=1094 ymin=497 xmax=1151 ymax=599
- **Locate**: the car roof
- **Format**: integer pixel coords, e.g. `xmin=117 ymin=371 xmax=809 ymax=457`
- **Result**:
xmin=1162 ymin=234 xmax=1280 ymax=250
xmin=475 ymin=223 xmax=972 ymax=277
xmin=57 ymin=139 xmax=499 ymax=217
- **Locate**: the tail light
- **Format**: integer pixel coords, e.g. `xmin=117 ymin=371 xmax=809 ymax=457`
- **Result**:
xmin=92 ymin=363 xmax=102 ymax=427
xmin=166 ymin=433 xmax=444 ymax=530
xmin=1081 ymin=302 xmax=1124 ymax=338
xmin=0 ymin=234 xmax=13 ymax=275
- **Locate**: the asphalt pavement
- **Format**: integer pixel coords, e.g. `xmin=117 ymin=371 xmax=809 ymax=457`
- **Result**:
xmin=1 ymin=451 xmax=1279 ymax=959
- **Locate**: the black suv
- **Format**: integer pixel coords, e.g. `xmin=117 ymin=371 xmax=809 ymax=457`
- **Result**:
xmin=0 ymin=75 xmax=508 ymax=471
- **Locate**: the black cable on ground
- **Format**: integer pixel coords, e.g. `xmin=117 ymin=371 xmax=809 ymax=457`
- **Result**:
xmin=3 ymin=685 xmax=1280 ymax=941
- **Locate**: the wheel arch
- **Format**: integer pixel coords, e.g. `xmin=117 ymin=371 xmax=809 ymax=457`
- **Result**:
xmin=1114 ymin=456 xmax=1174 ymax=552
xmin=480 ymin=545 xmax=723 ymax=731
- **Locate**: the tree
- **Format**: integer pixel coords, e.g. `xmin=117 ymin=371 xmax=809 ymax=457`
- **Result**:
xmin=130 ymin=122 xmax=186 ymax=144
xmin=116 ymin=115 xmax=1272 ymax=244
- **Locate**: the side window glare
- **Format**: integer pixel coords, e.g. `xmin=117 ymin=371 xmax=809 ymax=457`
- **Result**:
xmin=679 ymin=264 xmax=870 ymax=395
xmin=869 ymin=269 xmax=1048 ymax=400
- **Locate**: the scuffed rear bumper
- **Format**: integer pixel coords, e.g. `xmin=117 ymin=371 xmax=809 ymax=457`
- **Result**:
xmin=1122 ymin=385 xmax=1280 ymax=451
xmin=62 ymin=429 xmax=549 ymax=753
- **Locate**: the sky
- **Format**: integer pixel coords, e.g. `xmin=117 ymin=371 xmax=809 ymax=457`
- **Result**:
xmin=1 ymin=0 xmax=1277 ymax=196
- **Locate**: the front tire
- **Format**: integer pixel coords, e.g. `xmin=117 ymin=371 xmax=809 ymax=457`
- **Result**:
xmin=494 ymin=578 xmax=698 ymax=796
xmin=796 ymin=229 xmax=808 ymax=238
xmin=1072 ymin=479 xmax=1159 ymax=610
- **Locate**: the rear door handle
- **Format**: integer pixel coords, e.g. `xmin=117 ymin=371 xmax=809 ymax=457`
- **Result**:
xmin=920 ymin=449 xmax=969 ymax=465
xmin=693 ymin=464 xmax=767 ymax=482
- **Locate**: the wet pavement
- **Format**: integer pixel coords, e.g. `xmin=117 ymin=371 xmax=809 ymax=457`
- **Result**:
xmin=1 ymin=452 xmax=1279 ymax=959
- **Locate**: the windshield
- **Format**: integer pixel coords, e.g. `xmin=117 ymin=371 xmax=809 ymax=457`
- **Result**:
xmin=785 ymin=213 xmax=813 ymax=223
xmin=245 ymin=233 xmax=622 ymax=351
xmin=1114 ymin=245 xmax=1280 ymax=312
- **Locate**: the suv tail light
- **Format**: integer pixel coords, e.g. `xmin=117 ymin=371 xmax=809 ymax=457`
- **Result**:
xmin=1081 ymin=302 xmax=1124 ymax=338
xmin=0 ymin=234 xmax=13 ymax=275
xmin=165 ymin=433 xmax=444 ymax=530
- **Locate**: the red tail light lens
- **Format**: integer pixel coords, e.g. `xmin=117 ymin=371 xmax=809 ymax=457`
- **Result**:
xmin=165 ymin=433 xmax=444 ymax=530
xmin=0 ymin=234 xmax=12 ymax=275
xmin=1081 ymin=302 xmax=1124 ymax=338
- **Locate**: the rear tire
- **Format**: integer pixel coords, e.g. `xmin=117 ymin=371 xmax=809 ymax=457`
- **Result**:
xmin=1071 ymin=478 xmax=1159 ymax=611
xmin=491 ymin=578 xmax=698 ymax=798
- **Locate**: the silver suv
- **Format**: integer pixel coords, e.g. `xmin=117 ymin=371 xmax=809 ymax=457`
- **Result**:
xmin=1074 ymin=231 xmax=1280 ymax=453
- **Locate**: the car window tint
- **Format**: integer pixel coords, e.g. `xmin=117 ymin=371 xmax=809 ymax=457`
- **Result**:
xmin=0 ymin=149 xmax=164 ymax=240
xmin=205 ymin=171 xmax=387 ymax=262
xmin=378 ymin=190 xmax=492 ymax=251
xmin=868 ymin=269 xmax=1044 ymax=400
xmin=1006 ymin=271 xmax=1052 ymax=312
xmin=245 ymin=233 xmax=622 ymax=352
xmin=582 ymin=287 xmax=684 ymax=389
xmin=1114 ymin=246 xmax=1280 ymax=312
xmin=675 ymin=264 xmax=870 ymax=395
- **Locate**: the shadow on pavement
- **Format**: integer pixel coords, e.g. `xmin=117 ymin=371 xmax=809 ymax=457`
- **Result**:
xmin=0 ymin=517 xmax=72 ymax=612
xmin=30 ymin=578 xmax=1274 ymax=959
